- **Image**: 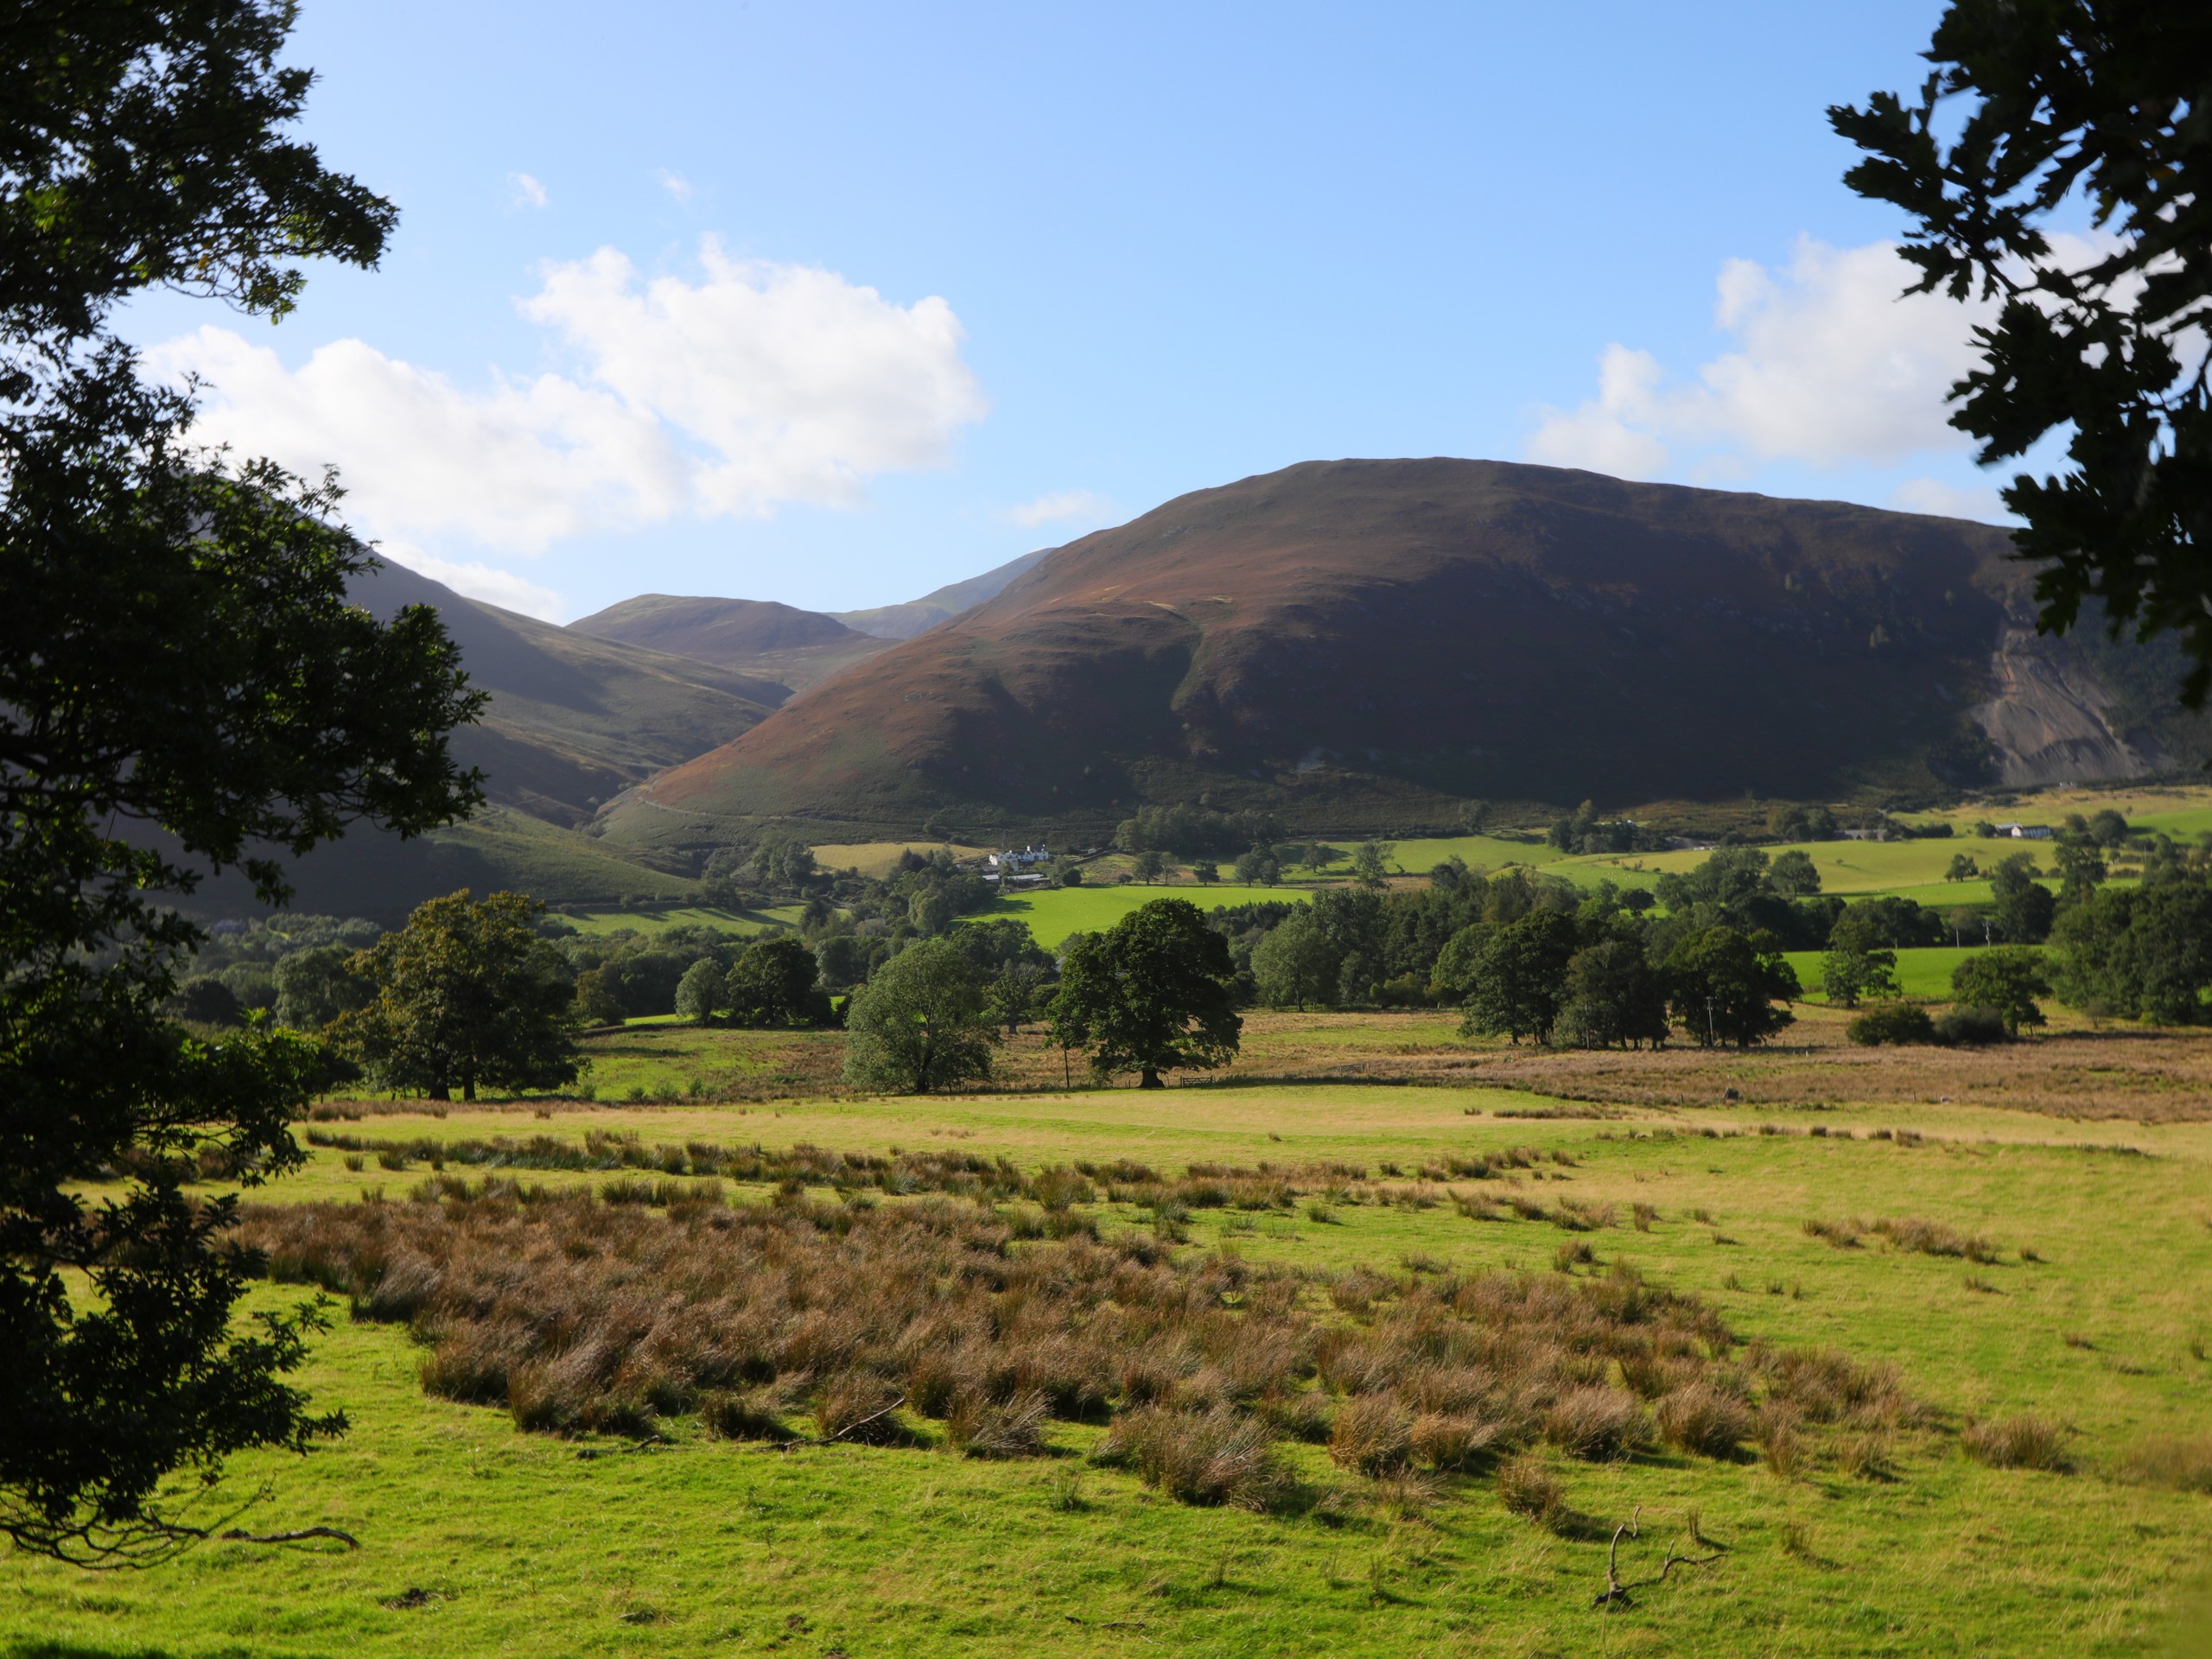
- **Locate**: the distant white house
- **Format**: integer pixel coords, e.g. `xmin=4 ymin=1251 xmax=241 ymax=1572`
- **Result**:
xmin=981 ymin=846 xmax=1054 ymax=888
xmin=1994 ymin=823 xmax=2054 ymax=840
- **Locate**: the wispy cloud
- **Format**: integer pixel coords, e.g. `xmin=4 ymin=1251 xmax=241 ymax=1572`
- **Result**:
xmin=510 ymin=171 xmax=549 ymax=210
xmin=658 ymin=169 xmax=695 ymax=204
xmin=1001 ymin=488 xmax=1111 ymax=529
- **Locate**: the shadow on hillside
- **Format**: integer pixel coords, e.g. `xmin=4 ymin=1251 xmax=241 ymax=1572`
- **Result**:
xmin=7 ymin=1645 xmax=188 ymax=1659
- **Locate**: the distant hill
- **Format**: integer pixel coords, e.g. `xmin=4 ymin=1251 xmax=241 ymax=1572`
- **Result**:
xmin=568 ymin=594 xmax=893 ymax=694
xmin=599 ymin=458 xmax=2209 ymax=849
xmin=185 ymin=562 xmax=785 ymax=923
xmin=830 ymin=548 xmax=1051 ymax=639
xmin=353 ymin=562 xmax=786 ymax=826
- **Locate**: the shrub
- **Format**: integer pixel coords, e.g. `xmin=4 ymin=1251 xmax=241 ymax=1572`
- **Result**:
xmin=1327 ymin=1393 xmax=1413 ymax=1474
xmin=814 ymin=1372 xmax=912 ymax=1446
xmin=1847 ymin=1003 xmax=1936 ymax=1046
xmin=1094 ymin=1407 xmax=1295 ymax=1511
xmin=702 ymin=1388 xmax=797 ymax=1443
xmin=1496 ymin=1453 xmax=1564 ymax=1525
xmin=1656 ymin=1382 xmax=1754 ymax=1458
xmin=1542 ymin=1386 xmax=1646 ymax=1460
xmin=1409 ymin=1410 xmax=1498 ymax=1472
xmin=1934 ymin=1006 xmax=2010 ymax=1046
xmin=1963 ymin=1414 xmax=2069 ymax=1471
xmin=946 ymin=1389 xmax=1050 ymax=1459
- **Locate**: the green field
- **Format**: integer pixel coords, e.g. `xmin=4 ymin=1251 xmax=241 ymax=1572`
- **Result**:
xmin=1783 ymin=944 xmax=2022 ymax=1002
xmin=1308 ymin=834 xmax=1573 ymax=877
xmin=12 ymin=1027 xmax=2211 ymax=1658
xmin=982 ymin=883 xmax=1309 ymax=945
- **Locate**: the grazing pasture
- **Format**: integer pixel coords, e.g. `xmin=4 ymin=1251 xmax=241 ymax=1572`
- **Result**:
xmin=10 ymin=1011 xmax=2212 ymax=1657
xmin=983 ymin=883 xmax=1304 ymax=947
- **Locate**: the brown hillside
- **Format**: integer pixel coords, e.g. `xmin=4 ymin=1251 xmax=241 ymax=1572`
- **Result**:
xmin=352 ymin=563 xmax=785 ymax=825
xmin=567 ymin=594 xmax=893 ymax=694
xmin=607 ymin=459 xmax=2179 ymax=841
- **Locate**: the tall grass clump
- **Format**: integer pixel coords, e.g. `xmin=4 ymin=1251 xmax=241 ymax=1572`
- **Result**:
xmin=239 ymin=1186 xmax=1928 ymax=1513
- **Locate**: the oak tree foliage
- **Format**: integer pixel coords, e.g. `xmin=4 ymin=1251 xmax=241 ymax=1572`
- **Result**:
xmin=1 ymin=1 xmax=480 ymax=1562
xmin=1833 ymin=2 xmax=2212 ymax=702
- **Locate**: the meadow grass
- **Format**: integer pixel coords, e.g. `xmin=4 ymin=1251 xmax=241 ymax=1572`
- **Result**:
xmin=1782 ymin=944 xmax=2033 ymax=1001
xmin=812 ymin=842 xmax=995 ymax=878
xmin=15 ymin=1009 xmax=2212 ymax=1657
xmin=982 ymin=883 xmax=1306 ymax=946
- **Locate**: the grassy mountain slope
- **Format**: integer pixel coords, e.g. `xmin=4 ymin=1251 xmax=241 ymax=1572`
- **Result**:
xmin=607 ymin=458 xmax=2092 ymax=846
xmin=356 ymin=561 xmax=786 ymax=826
xmin=183 ymin=563 xmax=785 ymax=922
xmin=830 ymin=547 xmax=1051 ymax=639
xmin=566 ymin=594 xmax=894 ymax=694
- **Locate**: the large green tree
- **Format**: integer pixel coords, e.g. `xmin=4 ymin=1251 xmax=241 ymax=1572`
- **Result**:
xmin=1050 ymin=899 xmax=1242 ymax=1088
xmin=343 ymin=893 xmax=580 ymax=1103
xmin=842 ymin=939 xmax=1000 ymax=1093
xmin=1665 ymin=927 xmax=1799 ymax=1049
xmin=0 ymin=1 xmax=480 ymax=1562
xmin=1833 ymin=3 xmax=2212 ymax=702
xmin=1950 ymin=946 xmax=2054 ymax=1036
xmin=1251 ymin=909 xmax=1335 ymax=1010
xmin=1459 ymin=910 xmax=1579 ymax=1046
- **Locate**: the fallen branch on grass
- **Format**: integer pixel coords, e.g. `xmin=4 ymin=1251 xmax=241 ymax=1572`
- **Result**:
xmin=218 ymin=1526 xmax=361 ymax=1549
xmin=778 ymin=1395 xmax=910 ymax=1452
xmin=1592 ymin=1507 xmax=1726 ymax=1608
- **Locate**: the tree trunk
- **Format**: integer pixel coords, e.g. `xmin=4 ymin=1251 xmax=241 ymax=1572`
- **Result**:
xmin=1140 ymin=1066 xmax=1164 ymax=1090
xmin=462 ymin=1074 xmax=477 ymax=1103
xmin=428 ymin=1080 xmax=450 ymax=1102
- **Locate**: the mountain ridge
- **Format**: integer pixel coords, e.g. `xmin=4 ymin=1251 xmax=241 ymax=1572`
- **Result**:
xmin=598 ymin=457 xmax=2208 ymax=849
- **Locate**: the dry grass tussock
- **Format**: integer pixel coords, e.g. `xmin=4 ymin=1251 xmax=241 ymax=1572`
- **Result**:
xmin=237 ymin=1189 xmax=1917 ymax=1513
xmin=1962 ymin=1414 xmax=2070 ymax=1471
xmin=1802 ymin=1214 xmax=2005 ymax=1262
xmin=306 ymin=1128 xmax=1578 ymax=1221
xmin=1450 ymin=1020 xmax=2212 ymax=1123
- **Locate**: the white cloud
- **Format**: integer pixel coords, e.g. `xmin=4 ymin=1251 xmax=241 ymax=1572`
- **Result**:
xmin=1000 ymin=487 xmax=1112 ymax=528
xmin=1887 ymin=477 xmax=2011 ymax=523
xmin=149 ymin=240 xmax=987 ymax=580
xmin=1525 ymin=346 xmax=1671 ymax=480
xmin=510 ymin=172 xmax=549 ymax=210
xmin=658 ymin=170 xmax=695 ymax=203
xmin=1527 ymin=238 xmax=2000 ymax=478
xmin=520 ymin=240 xmax=987 ymax=514
xmin=378 ymin=544 xmax=567 ymax=620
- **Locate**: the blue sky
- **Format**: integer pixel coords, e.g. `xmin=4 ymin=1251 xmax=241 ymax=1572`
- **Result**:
xmin=123 ymin=0 xmax=2028 ymax=622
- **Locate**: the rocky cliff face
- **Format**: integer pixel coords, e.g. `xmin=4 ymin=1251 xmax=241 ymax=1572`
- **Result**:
xmin=1972 ymin=622 xmax=2169 ymax=786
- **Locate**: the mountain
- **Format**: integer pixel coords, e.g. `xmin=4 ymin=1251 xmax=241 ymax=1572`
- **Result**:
xmin=352 ymin=562 xmax=787 ymax=826
xmin=568 ymin=594 xmax=893 ymax=694
xmin=596 ymin=458 xmax=2209 ymax=849
xmin=182 ymin=562 xmax=787 ymax=923
xmin=830 ymin=548 xmax=1052 ymax=639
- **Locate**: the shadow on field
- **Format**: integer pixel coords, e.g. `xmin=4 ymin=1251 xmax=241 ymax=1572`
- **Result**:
xmin=7 ymin=1645 xmax=188 ymax=1659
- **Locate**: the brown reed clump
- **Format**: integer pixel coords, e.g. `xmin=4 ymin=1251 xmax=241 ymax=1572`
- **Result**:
xmin=1542 ymin=1385 xmax=1647 ymax=1460
xmin=1872 ymin=1216 xmax=2002 ymax=1263
xmin=1656 ymin=1381 xmax=1756 ymax=1459
xmin=238 ymin=1185 xmax=1913 ymax=1511
xmin=1962 ymin=1414 xmax=2069 ymax=1471
xmin=1093 ymin=1407 xmax=1297 ymax=1510
xmin=1496 ymin=1452 xmax=1565 ymax=1526
xmin=1327 ymin=1393 xmax=1413 ymax=1475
